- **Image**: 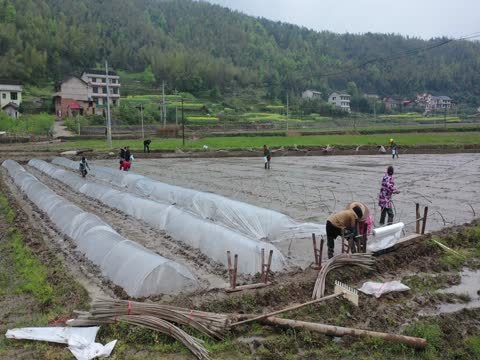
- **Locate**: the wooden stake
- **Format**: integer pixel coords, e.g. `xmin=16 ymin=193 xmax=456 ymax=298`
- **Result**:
xmin=227 ymin=251 xmax=233 ymax=288
xmin=264 ymin=250 xmax=273 ymax=284
xmin=232 ymin=254 xmax=238 ymax=290
xmin=415 ymin=203 xmax=420 ymax=234
xmin=421 ymin=206 xmax=428 ymax=235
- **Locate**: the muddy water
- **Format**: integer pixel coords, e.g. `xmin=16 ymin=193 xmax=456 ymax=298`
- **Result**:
xmin=96 ymin=153 xmax=480 ymax=234
xmin=437 ymin=268 xmax=480 ymax=314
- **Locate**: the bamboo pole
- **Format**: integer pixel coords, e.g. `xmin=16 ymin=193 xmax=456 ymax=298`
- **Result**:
xmin=260 ymin=317 xmax=427 ymax=349
xmin=230 ymin=293 xmax=340 ymax=327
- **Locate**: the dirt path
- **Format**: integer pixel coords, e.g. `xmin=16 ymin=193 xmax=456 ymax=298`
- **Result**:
xmin=52 ymin=118 xmax=74 ymax=138
xmin=26 ymin=166 xmax=228 ymax=290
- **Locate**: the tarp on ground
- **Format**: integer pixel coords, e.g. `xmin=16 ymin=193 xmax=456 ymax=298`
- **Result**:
xmin=29 ymin=159 xmax=287 ymax=274
xmin=2 ymin=159 xmax=198 ymax=297
xmin=52 ymin=157 xmax=325 ymax=242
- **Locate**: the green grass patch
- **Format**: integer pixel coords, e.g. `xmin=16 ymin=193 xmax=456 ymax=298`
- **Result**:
xmin=9 ymin=229 xmax=54 ymax=306
xmin=186 ymin=116 xmax=219 ymax=121
xmin=403 ymin=273 xmax=457 ymax=292
xmin=465 ymin=336 xmax=480 ymax=358
xmin=404 ymin=321 xmax=443 ymax=358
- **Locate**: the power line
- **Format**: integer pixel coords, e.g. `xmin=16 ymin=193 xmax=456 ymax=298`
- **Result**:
xmin=319 ymin=32 xmax=480 ymax=78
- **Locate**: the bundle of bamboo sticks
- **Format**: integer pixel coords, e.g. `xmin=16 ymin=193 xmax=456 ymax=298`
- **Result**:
xmin=69 ymin=297 xmax=231 ymax=360
xmin=312 ymin=253 xmax=375 ymax=300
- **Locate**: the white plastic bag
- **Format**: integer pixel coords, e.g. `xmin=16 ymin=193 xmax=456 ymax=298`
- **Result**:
xmin=359 ymin=281 xmax=410 ymax=298
xmin=5 ymin=326 xmax=116 ymax=360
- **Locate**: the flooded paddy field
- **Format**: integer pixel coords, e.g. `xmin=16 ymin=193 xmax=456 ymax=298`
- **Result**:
xmin=96 ymin=153 xmax=480 ymax=234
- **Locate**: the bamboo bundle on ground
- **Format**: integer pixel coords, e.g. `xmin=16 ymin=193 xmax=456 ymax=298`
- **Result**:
xmin=312 ymin=253 xmax=375 ymax=299
xmin=260 ymin=317 xmax=427 ymax=349
xmin=71 ymin=313 xmax=209 ymax=360
xmin=69 ymin=297 xmax=229 ymax=340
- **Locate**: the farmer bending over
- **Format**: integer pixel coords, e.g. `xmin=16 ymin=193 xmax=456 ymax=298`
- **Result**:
xmin=326 ymin=206 xmax=363 ymax=259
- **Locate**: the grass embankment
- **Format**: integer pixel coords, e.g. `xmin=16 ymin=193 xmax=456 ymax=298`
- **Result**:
xmin=52 ymin=131 xmax=480 ymax=152
xmin=0 ymin=190 xmax=89 ymax=357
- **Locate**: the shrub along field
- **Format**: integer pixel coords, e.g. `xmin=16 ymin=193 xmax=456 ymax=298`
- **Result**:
xmin=0 ymin=113 xmax=54 ymax=136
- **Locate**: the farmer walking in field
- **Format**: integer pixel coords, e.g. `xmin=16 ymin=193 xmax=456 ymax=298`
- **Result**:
xmin=79 ymin=157 xmax=90 ymax=178
xmin=263 ymin=144 xmax=271 ymax=169
xmin=378 ymin=166 xmax=400 ymax=225
xmin=326 ymin=206 xmax=363 ymax=258
xmin=390 ymin=138 xmax=399 ymax=159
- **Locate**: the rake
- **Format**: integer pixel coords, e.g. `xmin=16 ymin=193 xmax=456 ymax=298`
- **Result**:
xmin=230 ymin=281 xmax=358 ymax=327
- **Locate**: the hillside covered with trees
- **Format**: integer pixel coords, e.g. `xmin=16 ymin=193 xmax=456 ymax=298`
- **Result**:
xmin=1 ymin=0 xmax=479 ymax=105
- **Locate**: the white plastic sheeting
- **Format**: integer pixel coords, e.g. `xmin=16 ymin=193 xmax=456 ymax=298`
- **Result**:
xmin=52 ymin=157 xmax=324 ymax=243
xmin=5 ymin=327 xmax=117 ymax=360
xmin=2 ymin=160 xmax=198 ymax=297
xmin=358 ymin=281 xmax=410 ymax=298
xmin=369 ymin=222 xmax=405 ymax=252
xmin=29 ymin=159 xmax=287 ymax=274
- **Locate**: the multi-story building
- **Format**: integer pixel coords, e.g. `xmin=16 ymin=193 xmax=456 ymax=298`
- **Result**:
xmin=0 ymin=80 xmax=22 ymax=118
xmin=53 ymin=76 xmax=94 ymax=118
xmin=417 ymin=93 xmax=453 ymax=113
xmin=302 ymin=89 xmax=322 ymax=100
xmin=328 ymin=92 xmax=351 ymax=112
xmin=81 ymin=69 xmax=121 ymax=108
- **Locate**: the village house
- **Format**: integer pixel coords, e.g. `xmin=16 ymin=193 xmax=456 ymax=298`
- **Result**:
xmin=81 ymin=69 xmax=121 ymax=107
xmin=383 ymin=97 xmax=403 ymax=110
xmin=53 ymin=69 xmax=121 ymax=118
xmin=0 ymin=80 xmax=22 ymax=118
xmin=53 ymin=76 xmax=93 ymax=118
xmin=302 ymin=89 xmax=322 ymax=100
xmin=417 ymin=93 xmax=453 ymax=113
xmin=328 ymin=92 xmax=351 ymax=112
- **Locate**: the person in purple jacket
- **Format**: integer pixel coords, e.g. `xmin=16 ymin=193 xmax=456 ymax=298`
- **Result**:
xmin=378 ymin=166 xmax=400 ymax=225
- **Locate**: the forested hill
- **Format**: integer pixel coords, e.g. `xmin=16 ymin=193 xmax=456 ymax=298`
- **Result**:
xmin=1 ymin=0 xmax=479 ymax=103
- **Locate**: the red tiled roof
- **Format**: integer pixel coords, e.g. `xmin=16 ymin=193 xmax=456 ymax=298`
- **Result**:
xmin=68 ymin=102 xmax=81 ymax=109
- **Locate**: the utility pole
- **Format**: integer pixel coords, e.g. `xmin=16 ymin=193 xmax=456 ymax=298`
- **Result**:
xmin=444 ymin=107 xmax=447 ymax=129
xmin=105 ymin=60 xmax=112 ymax=149
xmin=181 ymin=97 xmax=185 ymax=146
xmin=286 ymin=92 xmax=289 ymax=132
xmin=162 ymin=81 xmax=167 ymax=128
xmin=373 ymin=101 xmax=376 ymax=119
xmin=139 ymin=103 xmax=145 ymax=140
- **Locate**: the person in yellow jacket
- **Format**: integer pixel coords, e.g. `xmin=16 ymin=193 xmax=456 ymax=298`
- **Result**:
xmin=326 ymin=206 xmax=363 ymax=259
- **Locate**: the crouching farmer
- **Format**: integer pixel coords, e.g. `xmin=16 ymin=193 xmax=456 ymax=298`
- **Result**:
xmin=326 ymin=206 xmax=363 ymax=259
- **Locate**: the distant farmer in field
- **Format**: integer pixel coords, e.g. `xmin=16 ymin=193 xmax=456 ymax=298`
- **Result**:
xmin=263 ymin=145 xmax=271 ymax=169
xmin=378 ymin=166 xmax=400 ymax=225
xmin=79 ymin=157 xmax=90 ymax=178
xmin=390 ymin=138 xmax=399 ymax=159
xmin=144 ymin=139 xmax=151 ymax=153
xmin=326 ymin=206 xmax=363 ymax=259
